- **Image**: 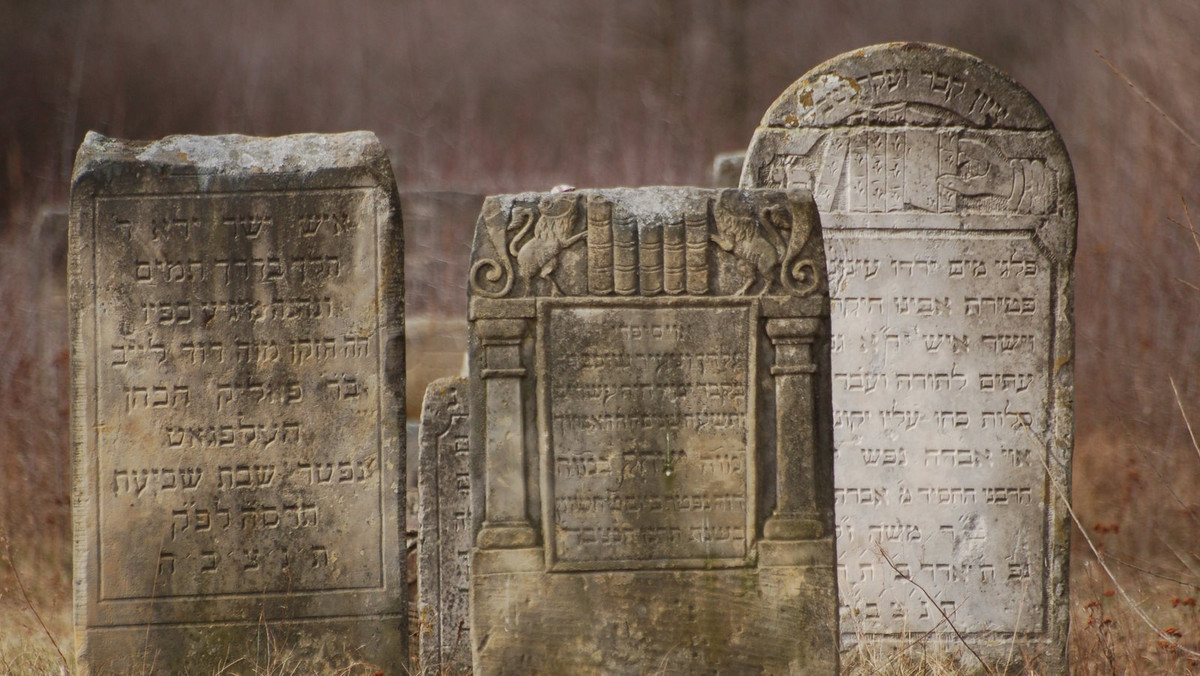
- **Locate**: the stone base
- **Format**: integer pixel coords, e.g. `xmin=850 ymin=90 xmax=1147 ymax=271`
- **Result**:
xmin=79 ymin=616 xmax=406 ymax=675
xmin=471 ymin=540 xmax=838 ymax=675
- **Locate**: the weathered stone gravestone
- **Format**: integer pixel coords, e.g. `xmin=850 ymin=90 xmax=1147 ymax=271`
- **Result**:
xmin=69 ymin=132 xmax=407 ymax=674
xmin=742 ymin=43 xmax=1075 ymax=672
xmin=712 ymin=151 xmax=748 ymax=188
xmin=466 ymin=187 xmax=838 ymax=674
xmin=417 ymin=377 xmax=472 ymax=676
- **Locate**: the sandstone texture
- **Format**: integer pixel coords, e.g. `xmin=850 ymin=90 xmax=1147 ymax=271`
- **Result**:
xmin=466 ymin=187 xmax=839 ymax=674
xmin=69 ymin=131 xmax=407 ymax=674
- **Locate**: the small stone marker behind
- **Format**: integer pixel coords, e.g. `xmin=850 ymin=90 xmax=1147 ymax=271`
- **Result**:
xmin=742 ymin=42 xmax=1076 ymax=672
xmin=417 ymin=376 xmax=472 ymax=676
xmin=467 ymin=187 xmax=838 ymax=674
xmin=712 ymin=151 xmax=747 ymax=188
xmin=69 ymin=132 xmax=407 ymax=674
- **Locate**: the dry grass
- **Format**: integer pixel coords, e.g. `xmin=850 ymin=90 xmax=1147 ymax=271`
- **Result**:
xmin=0 ymin=534 xmax=72 ymax=675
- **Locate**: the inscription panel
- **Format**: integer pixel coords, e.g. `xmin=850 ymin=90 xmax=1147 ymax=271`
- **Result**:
xmin=828 ymin=232 xmax=1050 ymax=633
xmin=95 ymin=190 xmax=383 ymax=599
xmin=541 ymin=303 xmax=755 ymax=569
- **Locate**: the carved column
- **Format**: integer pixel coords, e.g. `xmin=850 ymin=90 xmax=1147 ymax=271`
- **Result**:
xmin=763 ymin=317 xmax=825 ymax=540
xmin=475 ymin=318 xmax=538 ymax=549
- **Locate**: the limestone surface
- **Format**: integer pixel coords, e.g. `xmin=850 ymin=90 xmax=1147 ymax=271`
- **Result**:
xmin=69 ymin=131 xmax=407 ymax=674
xmin=742 ymin=43 xmax=1076 ymax=673
xmin=467 ymin=187 xmax=839 ymax=674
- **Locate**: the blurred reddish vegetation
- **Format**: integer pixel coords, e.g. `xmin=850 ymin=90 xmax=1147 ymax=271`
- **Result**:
xmin=1 ymin=1 xmax=1200 ymax=669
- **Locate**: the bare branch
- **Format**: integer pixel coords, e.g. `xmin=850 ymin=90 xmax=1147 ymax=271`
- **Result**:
xmin=1023 ymin=425 xmax=1200 ymax=658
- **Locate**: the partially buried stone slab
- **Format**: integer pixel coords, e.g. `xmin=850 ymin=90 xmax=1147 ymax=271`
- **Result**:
xmin=467 ymin=187 xmax=838 ymax=674
xmin=417 ymin=376 xmax=471 ymax=676
xmin=69 ymin=132 xmax=407 ymax=674
xmin=742 ymin=43 xmax=1075 ymax=673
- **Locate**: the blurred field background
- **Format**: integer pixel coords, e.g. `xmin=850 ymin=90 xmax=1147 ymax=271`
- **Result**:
xmin=2 ymin=1 xmax=1199 ymax=672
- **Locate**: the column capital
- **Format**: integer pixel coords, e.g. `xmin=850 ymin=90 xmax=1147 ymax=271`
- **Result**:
xmin=765 ymin=317 xmax=821 ymax=342
xmin=475 ymin=318 xmax=528 ymax=344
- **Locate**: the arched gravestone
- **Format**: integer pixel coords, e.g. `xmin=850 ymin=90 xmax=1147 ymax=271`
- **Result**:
xmin=467 ymin=187 xmax=838 ymax=674
xmin=742 ymin=43 xmax=1075 ymax=671
xmin=69 ymin=132 xmax=407 ymax=674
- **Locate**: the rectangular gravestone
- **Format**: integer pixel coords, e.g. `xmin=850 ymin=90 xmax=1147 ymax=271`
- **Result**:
xmin=742 ymin=43 xmax=1075 ymax=673
xmin=467 ymin=187 xmax=839 ymax=675
xmin=69 ymin=132 xmax=407 ymax=674
xmin=417 ymin=376 xmax=472 ymax=675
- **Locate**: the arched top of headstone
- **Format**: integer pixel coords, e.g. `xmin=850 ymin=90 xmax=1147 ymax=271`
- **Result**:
xmin=742 ymin=42 xmax=1075 ymax=264
xmin=756 ymin=42 xmax=1053 ymax=131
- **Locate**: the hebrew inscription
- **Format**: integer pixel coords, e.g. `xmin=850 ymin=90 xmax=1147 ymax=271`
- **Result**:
xmin=827 ymin=233 xmax=1050 ymax=633
xmin=742 ymin=43 xmax=1075 ymax=672
xmin=70 ymin=132 xmax=406 ymax=674
xmin=95 ymin=189 xmax=383 ymax=598
xmin=542 ymin=303 xmax=755 ymax=568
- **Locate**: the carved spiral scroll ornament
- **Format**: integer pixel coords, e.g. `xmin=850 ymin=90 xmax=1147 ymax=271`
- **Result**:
xmin=758 ymin=190 xmax=821 ymax=297
xmin=469 ymin=198 xmax=515 ymax=298
xmin=786 ymin=258 xmax=819 ymax=297
xmin=778 ymin=191 xmax=821 ymax=297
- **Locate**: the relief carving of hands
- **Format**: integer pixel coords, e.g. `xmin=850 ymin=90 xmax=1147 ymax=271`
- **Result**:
xmin=938 ymin=138 xmax=1013 ymax=198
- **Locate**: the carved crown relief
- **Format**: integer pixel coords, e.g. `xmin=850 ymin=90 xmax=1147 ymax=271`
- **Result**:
xmin=469 ymin=189 xmax=824 ymax=300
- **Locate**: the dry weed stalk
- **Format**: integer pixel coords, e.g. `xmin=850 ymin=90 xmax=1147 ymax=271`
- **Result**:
xmin=1097 ymin=50 xmax=1200 ymax=151
xmin=0 ymin=533 xmax=68 ymax=673
xmin=876 ymin=547 xmax=996 ymax=676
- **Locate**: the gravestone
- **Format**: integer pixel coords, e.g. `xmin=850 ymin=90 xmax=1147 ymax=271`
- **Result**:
xmin=69 ymin=132 xmax=407 ymax=674
xmin=712 ymin=151 xmax=748 ymax=188
xmin=742 ymin=43 xmax=1075 ymax=672
xmin=417 ymin=376 xmax=472 ymax=676
xmin=467 ymin=187 xmax=838 ymax=674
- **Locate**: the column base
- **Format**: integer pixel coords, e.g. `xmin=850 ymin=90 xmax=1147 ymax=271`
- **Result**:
xmin=763 ymin=512 xmax=825 ymax=540
xmin=476 ymin=521 xmax=539 ymax=550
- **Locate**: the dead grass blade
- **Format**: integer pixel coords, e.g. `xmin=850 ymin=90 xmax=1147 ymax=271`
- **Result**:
xmin=1116 ymin=416 xmax=1200 ymax=526
xmin=1098 ymin=50 xmax=1200 ymax=150
xmin=1025 ymin=425 xmax=1200 ymax=658
xmin=1170 ymin=376 xmax=1200 ymax=466
xmin=877 ymin=546 xmax=996 ymax=676
xmin=0 ymin=533 xmax=68 ymax=672
xmin=1103 ymin=551 xmax=1200 ymax=589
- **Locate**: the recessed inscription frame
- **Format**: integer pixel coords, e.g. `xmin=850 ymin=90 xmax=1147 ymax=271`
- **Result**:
xmin=76 ymin=184 xmax=403 ymax=625
xmin=91 ymin=190 xmax=388 ymax=611
xmin=536 ymin=297 xmax=760 ymax=572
